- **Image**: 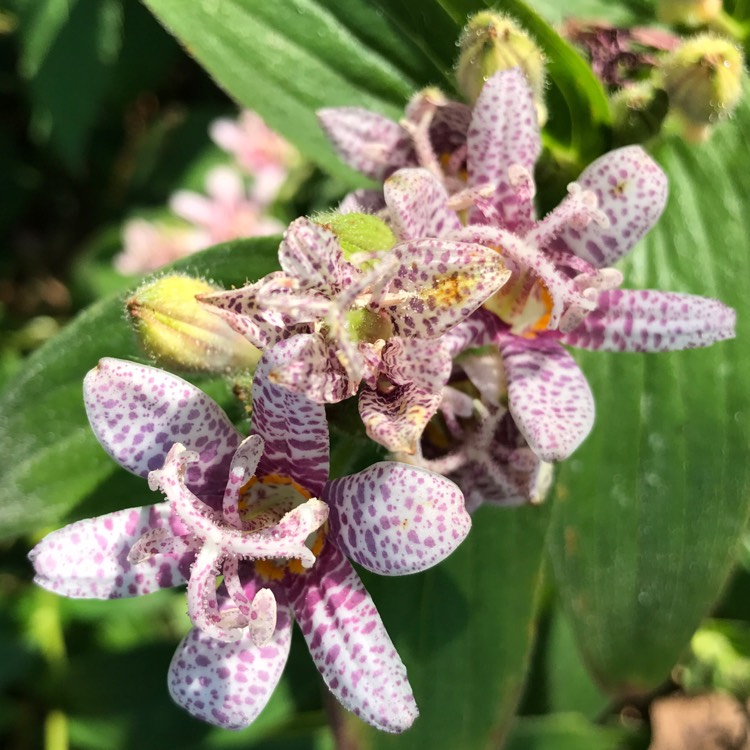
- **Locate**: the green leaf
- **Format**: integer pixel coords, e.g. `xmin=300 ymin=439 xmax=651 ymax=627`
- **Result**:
xmin=548 ymin=105 xmax=750 ymax=694
xmin=349 ymin=503 xmax=550 ymax=750
xmin=504 ymin=714 xmax=631 ymax=750
xmin=0 ymin=236 xmax=281 ymax=540
xmin=140 ymin=0 xmax=440 ymax=184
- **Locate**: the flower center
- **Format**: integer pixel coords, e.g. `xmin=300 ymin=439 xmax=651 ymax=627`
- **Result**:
xmin=239 ymin=473 xmax=327 ymax=579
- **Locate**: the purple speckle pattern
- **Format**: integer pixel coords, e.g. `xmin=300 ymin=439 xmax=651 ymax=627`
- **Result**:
xmin=497 ymin=333 xmax=595 ymax=462
xmin=29 ymin=502 xmax=191 ymax=598
xmin=251 ymin=338 xmax=331 ymax=497
xmin=384 ymin=168 xmax=461 ymax=240
xmin=325 ymin=461 xmax=471 ymax=575
xmin=84 ymin=358 xmax=241 ymax=505
xmin=168 ymin=603 xmax=293 ymax=730
xmin=317 ymin=107 xmax=412 ymax=181
xmin=552 ymin=146 xmax=669 ymax=268
xmin=387 ymin=238 xmax=510 ymax=339
xmin=286 ymin=542 xmax=418 ymax=733
xmin=561 ymin=288 xmax=737 ymax=352
xmin=467 ymin=68 xmax=541 ymax=233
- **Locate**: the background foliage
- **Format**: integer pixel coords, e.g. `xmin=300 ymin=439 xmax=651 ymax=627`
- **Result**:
xmin=1 ymin=1 xmax=748 ymax=748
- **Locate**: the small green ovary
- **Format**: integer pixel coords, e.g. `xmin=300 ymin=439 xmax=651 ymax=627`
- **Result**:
xmin=345 ymin=308 xmax=393 ymax=343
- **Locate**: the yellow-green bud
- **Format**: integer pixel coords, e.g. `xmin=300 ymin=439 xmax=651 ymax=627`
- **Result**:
xmin=456 ymin=11 xmax=547 ymax=123
xmin=609 ymin=81 xmax=669 ymax=145
xmin=127 ymin=275 xmax=260 ymax=373
xmin=657 ymin=0 xmax=723 ymax=27
xmin=661 ymin=33 xmax=744 ymax=140
xmin=345 ymin=308 xmax=393 ymax=344
xmin=316 ymin=212 xmax=396 ymax=263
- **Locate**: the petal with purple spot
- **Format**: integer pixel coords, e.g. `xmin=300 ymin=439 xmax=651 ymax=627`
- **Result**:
xmin=84 ymin=358 xmax=241 ymax=503
xmin=29 ymin=502 xmax=190 ymax=599
xmin=285 ymin=542 xmax=417 ymax=733
xmin=326 ymin=461 xmax=470 ymax=574
xmin=560 ymin=288 xmax=737 ymax=352
xmin=384 ymin=168 xmax=461 ymax=240
xmin=498 ymin=334 xmax=595 ymax=461
xmin=467 ymin=69 xmax=541 ymax=233
xmin=252 ymin=337 xmax=331 ymax=496
xmin=168 ymin=604 xmax=293 ymax=729
xmin=317 ymin=107 xmax=412 ymax=180
xmin=550 ymin=146 xmax=668 ymax=267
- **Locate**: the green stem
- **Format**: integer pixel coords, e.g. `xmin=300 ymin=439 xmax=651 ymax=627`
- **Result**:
xmin=44 ymin=710 xmax=69 ymax=750
xmin=710 ymin=11 xmax=750 ymax=43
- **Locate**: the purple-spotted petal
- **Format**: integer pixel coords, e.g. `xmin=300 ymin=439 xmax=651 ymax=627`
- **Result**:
xmin=441 ymin=308 xmax=503 ymax=357
xmin=278 ymin=218 xmax=356 ymax=290
xmin=384 ymin=239 xmax=511 ymax=338
xmin=561 ymin=288 xmax=737 ymax=352
xmin=384 ymin=168 xmax=461 ymax=240
xmin=317 ymin=107 xmax=412 ymax=180
xmin=551 ymin=146 xmax=668 ymax=267
xmin=84 ymin=358 xmax=241 ymax=505
xmin=29 ymin=503 xmax=190 ymax=599
xmin=498 ymin=334 xmax=595 ymax=461
xmin=285 ymin=542 xmax=418 ymax=732
xmin=252 ymin=337 xmax=331 ymax=496
xmin=168 ymin=604 xmax=293 ymax=729
xmin=326 ymin=461 xmax=470 ymax=574
xmin=467 ymin=69 xmax=541 ymax=233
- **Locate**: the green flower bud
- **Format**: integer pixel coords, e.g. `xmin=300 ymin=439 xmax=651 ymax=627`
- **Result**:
xmin=127 ymin=274 xmax=260 ymax=373
xmin=609 ymin=81 xmax=669 ymax=146
xmin=345 ymin=307 xmax=393 ymax=344
xmin=657 ymin=0 xmax=723 ymax=27
xmin=456 ymin=11 xmax=547 ymax=123
xmin=316 ymin=212 xmax=396 ymax=264
xmin=661 ymin=33 xmax=744 ymax=140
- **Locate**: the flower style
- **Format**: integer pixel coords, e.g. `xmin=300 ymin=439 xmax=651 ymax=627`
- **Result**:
xmin=201 ymin=215 xmax=510 ymax=453
xmin=320 ymin=68 xmax=736 ymax=465
xmin=30 ymin=341 xmax=471 ymax=732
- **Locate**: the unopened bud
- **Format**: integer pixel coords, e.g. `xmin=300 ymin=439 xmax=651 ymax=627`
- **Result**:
xmin=316 ymin=212 xmax=396 ymax=262
xmin=127 ymin=275 xmax=260 ymax=373
xmin=456 ymin=11 xmax=547 ymax=122
xmin=657 ymin=0 xmax=723 ymax=27
xmin=661 ymin=33 xmax=744 ymax=140
xmin=609 ymin=81 xmax=669 ymax=145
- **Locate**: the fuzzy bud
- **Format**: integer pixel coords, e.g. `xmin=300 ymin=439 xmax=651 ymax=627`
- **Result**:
xmin=127 ymin=275 xmax=260 ymax=373
xmin=456 ymin=11 xmax=547 ymax=122
xmin=609 ymin=81 xmax=670 ymax=145
xmin=657 ymin=0 xmax=723 ymax=27
xmin=661 ymin=33 xmax=744 ymax=140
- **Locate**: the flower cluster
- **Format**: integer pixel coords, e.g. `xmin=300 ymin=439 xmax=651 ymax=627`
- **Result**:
xmin=30 ymin=62 xmax=736 ymax=735
xmin=115 ymin=110 xmax=295 ymax=275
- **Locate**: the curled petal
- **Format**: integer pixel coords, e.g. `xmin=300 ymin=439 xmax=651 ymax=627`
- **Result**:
xmin=467 ymin=69 xmax=541 ymax=233
xmin=84 ymin=358 xmax=241 ymax=504
xmin=550 ymin=146 xmax=669 ymax=267
xmin=385 ymin=239 xmax=511 ymax=338
xmin=278 ymin=218 xmax=357 ymax=290
xmin=252 ymin=337 xmax=331 ymax=496
xmin=285 ymin=543 xmax=418 ymax=733
xmin=29 ymin=503 xmax=190 ymax=599
xmin=498 ymin=334 xmax=595 ymax=462
xmin=318 ymin=107 xmax=412 ymax=180
xmin=384 ymin=168 xmax=461 ymax=240
xmin=561 ymin=288 xmax=737 ymax=352
xmin=326 ymin=461 xmax=471 ymax=575
xmin=168 ymin=605 xmax=293 ymax=729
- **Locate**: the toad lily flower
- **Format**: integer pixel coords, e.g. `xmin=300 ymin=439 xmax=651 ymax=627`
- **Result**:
xmin=322 ymin=68 xmax=736 ymax=463
xmin=201 ymin=215 xmax=510 ymax=453
xmin=30 ymin=340 xmax=471 ymax=733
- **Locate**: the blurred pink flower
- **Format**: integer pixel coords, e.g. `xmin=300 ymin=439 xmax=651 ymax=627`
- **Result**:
xmin=114 ymin=219 xmax=203 ymax=275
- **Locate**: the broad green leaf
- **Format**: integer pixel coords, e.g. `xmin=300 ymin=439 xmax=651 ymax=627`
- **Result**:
xmin=504 ymin=714 xmax=631 ymax=750
xmin=548 ymin=103 xmax=750 ymax=693
xmin=141 ymin=0 xmax=439 ymax=183
xmin=0 ymin=236 xmax=280 ymax=540
xmin=348 ymin=503 xmax=551 ymax=750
